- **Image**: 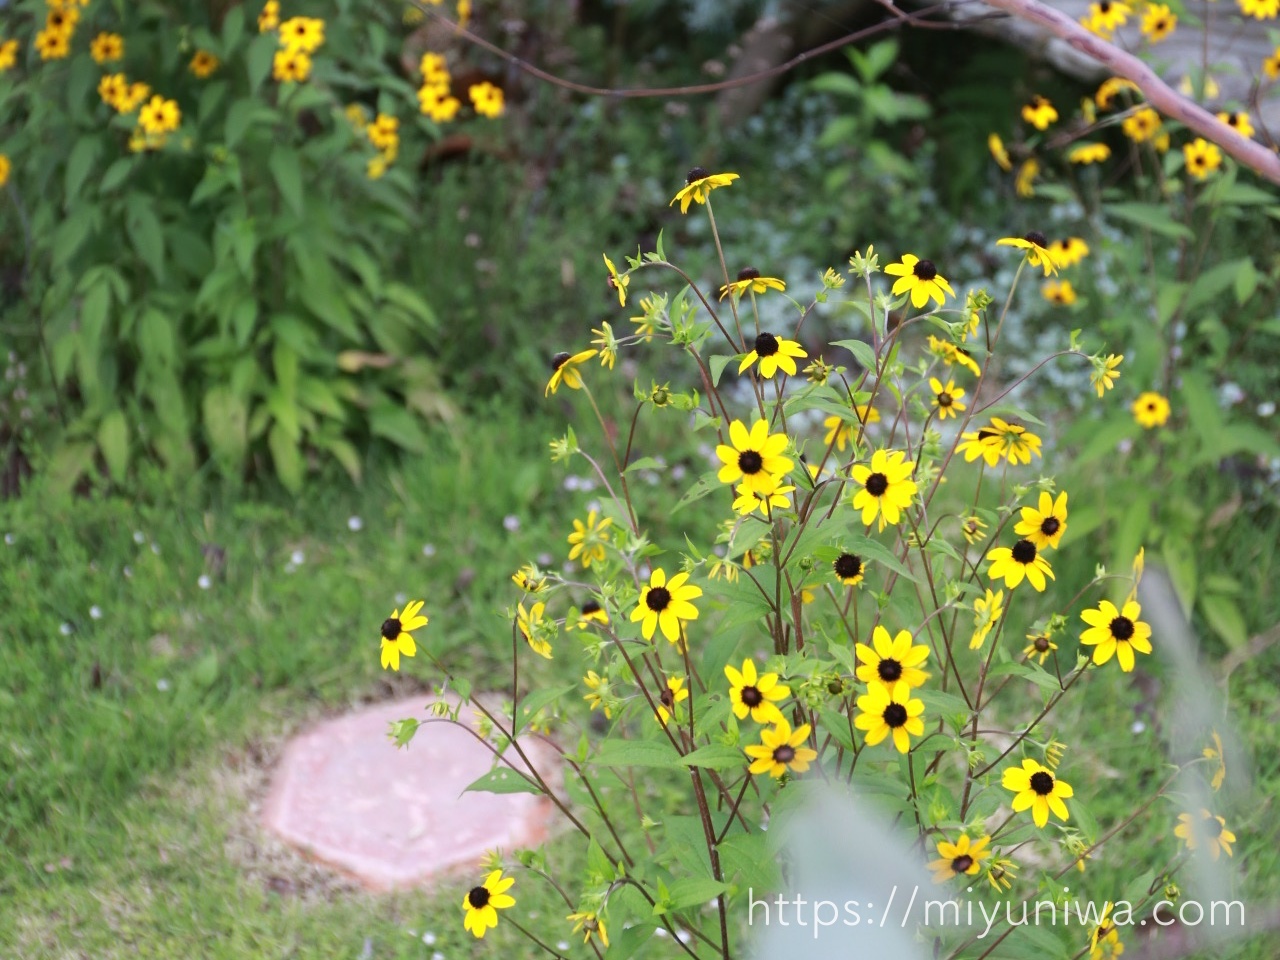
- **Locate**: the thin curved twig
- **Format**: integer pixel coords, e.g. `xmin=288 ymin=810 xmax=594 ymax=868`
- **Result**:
xmin=979 ymin=0 xmax=1280 ymax=185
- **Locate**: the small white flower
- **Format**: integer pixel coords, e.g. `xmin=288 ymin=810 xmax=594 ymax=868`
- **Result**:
xmin=151 ymin=542 xmax=161 ymax=555
xmin=536 ymin=552 xmax=553 ymax=566
xmin=672 ymin=464 xmax=687 ymax=481
xmin=1131 ymin=719 xmax=1147 ymax=734
xmin=431 ymin=953 xmax=444 ymax=960
xmin=503 ymin=514 xmax=520 ymax=532
xmin=133 ymin=531 xmax=145 ymax=544
xmin=557 ymin=943 xmax=570 ymax=952
xmin=563 ymin=475 xmax=581 ymax=491
xmin=290 ymin=549 xmax=305 ymax=565
xmin=421 ymin=543 xmax=437 ymax=557
xmin=677 ymin=931 xmax=692 ymax=943
xmin=198 ymin=574 xmax=212 ymax=590
xmin=586 ymin=499 xmax=602 ymax=514
xmin=395 ymin=592 xmax=407 ymax=605
xmin=89 ymin=605 xmax=102 ymax=620
xmin=421 ymin=932 xmax=436 ymax=946
xmin=348 ymin=516 xmax=363 ymax=532
xmin=157 ymin=678 xmax=171 ymax=692
xmin=59 ymin=622 xmax=73 ymax=636
xmin=1258 ymin=401 xmax=1276 ymax=418
xmin=123 ymin=566 xmax=133 ymax=578
xmin=3 ymin=533 xmax=13 ymax=545
xmin=1117 ymin=438 xmax=1134 ymax=455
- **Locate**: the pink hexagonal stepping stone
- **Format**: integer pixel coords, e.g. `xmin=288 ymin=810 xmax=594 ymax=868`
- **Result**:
xmin=263 ymin=696 xmax=560 ymax=890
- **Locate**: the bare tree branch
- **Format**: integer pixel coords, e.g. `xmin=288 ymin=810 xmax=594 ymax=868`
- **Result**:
xmin=979 ymin=0 xmax=1280 ymax=185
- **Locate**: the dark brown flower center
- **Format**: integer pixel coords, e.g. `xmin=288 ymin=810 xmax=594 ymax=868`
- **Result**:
xmin=686 ymin=166 xmax=708 ymax=183
xmin=468 ymin=886 xmax=491 ymax=908
xmin=938 ymin=392 xmax=954 ymax=407
xmin=913 ymin=259 xmax=938 ymax=280
xmin=1040 ymin=517 xmax=1060 ymax=535
xmin=951 ymin=854 xmax=974 ymax=874
xmin=754 ymin=332 xmax=780 ymax=356
xmin=738 ymin=450 xmax=764 ymax=474
xmin=1030 ymin=771 xmax=1055 ymax=795
xmin=1109 ymin=616 xmax=1135 ymax=641
xmin=740 ymin=685 xmax=764 ymax=707
xmin=660 ymin=686 xmax=675 ymax=708
xmin=1011 ymin=539 xmax=1038 ymax=564
xmin=381 ymin=617 xmax=402 ymax=639
xmin=834 ymin=553 xmax=863 ymax=580
xmin=865 ymin=473 xmax=889 ymax=496
xmin=773 ymin=744 xmax=796 ymax=763
xmin=977 ymin=429 xmax=997 ymax=441
xmin=1034 ymin=635 xmax=1051 ymax=652
xmin=551 ymin=351 xmax=571 ymax=371
xmin=737 ymin=266 xmax=761 ymax=282
xmin=883 ymin=703 xmax=908 ymax=727
xmin=1024 ymin=231 xmax=1047 ymax=247
xmin=582 ymin=600 xmax=602 ymax=615
xmin=645 ymin=586 xmax=672 ymax=612
xmin=877 ymin=658 xmax=903 ymax=683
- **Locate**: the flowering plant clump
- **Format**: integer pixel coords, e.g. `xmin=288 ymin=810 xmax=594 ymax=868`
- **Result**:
xmin=381 ymin=170 xmax=1238 ymax=955
xmin=0 ymin=0 xmax=496 ymax=492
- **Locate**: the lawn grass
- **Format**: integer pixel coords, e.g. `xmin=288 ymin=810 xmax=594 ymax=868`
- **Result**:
xmin=3 ymin=399 xmax=1279 ymax=960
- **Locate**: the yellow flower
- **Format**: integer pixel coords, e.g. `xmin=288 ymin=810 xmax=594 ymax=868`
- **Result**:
xmin=961 ymin=516 xmax=987 ymax=544
xmin=589 ymin=322 xmax=617 ymax=369
xmin=855 ymin=682 xmax=925 ymax=753
xmin=1089 ymin=903 xmax=1125 ymax=959
xmin=0 ymin=38 xmax=19 ymax=73
xmin=516 ymin=601 xmax=554 ymax=659
xmin=927 ymin=335 xmax=982 ymax=377
xmin=1048 ymin=236 xmax=1090 ymax=268
xmin=258 ymin=0 xmax=280 ymax=32
xmin=366 ymin=155 xmax=389 ymax=180
xmin=957 ymin=429 xmax=1002 ymax=467
xmin=738 ymin=330 xmax=806 ymax=378
xmin=379 ymin=600 xmax=429 ymax=671
xmin=832 ymin=551 xmax=867 ymax=587
xmin=89 ymin=32 xmax=123 ymax=64
xmin=631 ymin=567 xmax=702 ymax=644
xmin=421 ymin=52 xmax=450 ymax=85
xmin=1203 ymin=731 xmax=1226 ymax=791
xmin=138 ymin=96 xmax=181 ymax=135
xmin=1091 ymin=353 xmax=1123 ymax=396
xmin=929 ymin=834 xmax=992 ymax=883
xmin=1184 ymin=138 xmax=1222 ymax=180
xmin=99 ymin=73 xmax=130 ymax=110
xmin=997 ymin=231 xmax=1058 ymax=276
xmin=545 ymin=348 xmax=598 ymax=396
xmin=187 ymin=50 xmax=220 ymax=79
xmin=850 ymin=449 xmax=917 ymax=531
xmin=720 ymin=268 xmax=787 ymax=301
xmin=822 ymin=416 xmax=855 ymax=453
xmin=1080 ymin=598 xmax=1153 ymax=672
xmin=732 ymin=482 xmax=794 ymax=517
xmin=273 ymin=48 xmax=312 ymax=83
xmin=969 ymin=588 xmax=1005 ymax=650
xmin=716 ymin=418 xmax=793 ymax=496
xmin=567 ymin=510 xmax=613 ymax=568
xmin=1023 ymin=632 xmax=1058 ymax=664
xmin=367 ymin=114 xmax=400 ymax=152
xmin=856 ymin=625 xmax=929 ymax=690
xmin=1082 ymin=0 xmax=1131 ymax=36
xmin=986 ymin=539 xmax=1055 ymax=591
xmin=655 ymin=676 xmax=688 ymax=725
xmin=462 ymin=870 xmax=516 ymax=938
xmin=511 ymin=565 xmax=545 ymax=593
xmin=1095 ymin=77 xmax=1139 ymax=110
xmin=1132 ymin=391 xmax=1170 ymax=428
xmin=35 ymin=29 xmax=71 ymax=60
xmin=1015 ymin=158 xmax=1038 ymax=197
xmin=1002 ymin=758 xmax=1073 ymax=827
xmin=0 ymin=154 xmax=9 ymax=189
xmin=884 ymin=254 xmax=956 ymax=309
xmin=986 ymin=417 xmax=1042 ymax=465
xmin=279 ymin=16 xmax=325 ymax=53
xmin=987 ymin=858 xmax=1017 ymax=891
xmin=1174 ymin=810 xmax=1236 ymax=859
xmin=456 ymin=0 xmax=472 ymax=27
xmin=725 ymin=658 xmax=790 ymax=725
xmin=44 ymin=7 xmax=79 ymax=36
xmin=583 ymin=671 xmax=612 ymax=719
xmin=929 ymin=377 xmax=966 ymax=419
xmin=745 ymin=719 xmax=818 ymax=777
xmin=988 ymin=132 xmax=1012 ymax=171
xmin=1238 ymin=0 xmax=1279 ymax=18
xmin=418 ymin=86 xmax=461 ymax=122
xmin=1122 ymin=107 xmax=1162 ymax=143
xmin=567 ymin=911 xmax=609 ymax=948
xmin=469 ymin=81 xmax=504 ymax=118
xmin=602 ymin=253 xmax=629 ymax=307
xmin=1265 ymin=46 xmax=1280 ymax=81
xmin=572 ymin=599 xmax=609 ymax=630
xmin=1021 ymin=96 xmax=1058 ymax=131
xmin=1217 ymin=111 xmax=1254 ymax=139
xmin=1014 ymin=490 xmax=1069 ymax=550
xmin=1141 ymin=3 xmax=1177 ymax=41
xmin=1042 ymin=279 xmax=1078 ymax=306
xmin=1069 ymin=142 xmax=1111 ymax=164
xmin=669 ymin=166 xmax=739 ymax=213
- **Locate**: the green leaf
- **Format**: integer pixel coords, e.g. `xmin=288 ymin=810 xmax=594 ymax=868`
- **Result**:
xmin=203 ymin=387 xmax=249 ymax=480
xmin=65 ymin=135 xmax=101 ymax=203
xmin=314 ymin=433 xmax=362 ymax=484
xmin=221 ymin=4 xmax=246 ymax=53
xmin=125 ymin=195 xmax=166 ymax=282
xmin=671 ymin=471 xmax=720 ymax=514
xmin=369 ymin=403 xmax=428 ymax=453
xmin=624 ymin=456 xmax=666 ymax=475
xmin=845 ymin=533 xmax=919 ymax=583
xmin=1107 ymin=202 xmax=1195 ymax=240
xmin=47 ymin=441 xmax=96 ymax=497
xmin=96 ymin=409 xmax=130 ymax=483
xmin=225 ymin=100 xmax=259 ymax=149
xmin=382 ymin=282 xmax=436 ymax=328
xmin=268 ymin=421 xmax=304 ymax=492
xmin=269 ymin=147 xmax=305 ymax=217
xmin=98 ymin=156 xmax=136 ymax=194
xmin=588 ymin=739 xmax=681 ymax=769
xmin=463 ymin=768 xmax=542 ymax=796
xmin=514 ymin=685 xmax=576 ymax=734
xmin=680 ymin=744 xmax=746 ymax=770
xmin=1200 ymin=593 xmax=1247 ymax=649
xmin=662 ymin=878 xmax=726 ymax=912
xmin=708 ymin=354 xmax=735 ymax=386
xmin=831 ymin=338 xmax=878 ymax=372
xmin=245 ymin=33 xmax=277 ymax=94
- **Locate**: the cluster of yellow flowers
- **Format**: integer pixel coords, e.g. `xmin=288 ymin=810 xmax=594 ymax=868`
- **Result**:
xmin=33 ymin=0 xmax=84 ymax=61
xmin=88 ymin=39 xmax=180 ymax=151
xmin=364 ymin=113 xmax=400 ymax=180
xmin=260 ymin=4 xmax=325 ymax=83
xmin=417 ymin=52 xmax=461 ymax=123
